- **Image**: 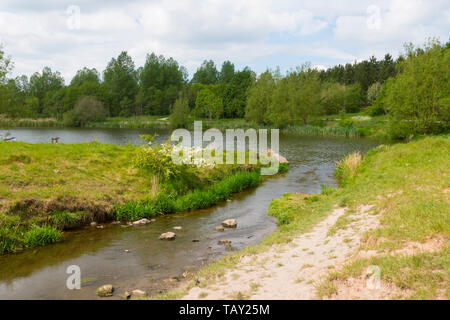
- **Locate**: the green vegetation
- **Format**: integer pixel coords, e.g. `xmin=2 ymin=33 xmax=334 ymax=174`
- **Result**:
xmin=0 ymin=141 xmax=285 ymax=254
xmin=156 ymin=136 xmax=449 ymax=300
xmin=2 ymin=39 xmax=446 ymax=140
xmin=115 ymin=171 xmax=260 ymax=221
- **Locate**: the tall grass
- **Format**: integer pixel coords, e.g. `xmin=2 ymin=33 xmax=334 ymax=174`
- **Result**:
xmin=283 ymin=125 xmax=359 ymax=137
xmin=23 ymin=225 xmax=62 ymax=248
xmin=334 ymin=151 xmax=362 ymax=186
xmin=114 ymin=171 xmax=261 ymax=221
xmin=0 ymin=117 xmax=62 ymax=128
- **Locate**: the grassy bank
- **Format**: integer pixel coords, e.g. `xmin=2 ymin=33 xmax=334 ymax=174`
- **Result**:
xmin=0 ymin=142 xmax=279 ymax=254
xmin=156 ymin=135 xmax=449 ymax=300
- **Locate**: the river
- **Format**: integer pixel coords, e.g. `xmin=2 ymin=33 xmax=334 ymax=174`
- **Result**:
xmin=0 ymin=127 xmax=383 ymax=299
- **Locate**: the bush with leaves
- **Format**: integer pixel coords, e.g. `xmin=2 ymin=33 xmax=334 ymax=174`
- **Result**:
xmin=63 ymin=95 xmax=107 ymax=127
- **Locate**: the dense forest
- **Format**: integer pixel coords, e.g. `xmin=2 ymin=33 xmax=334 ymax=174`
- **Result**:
xmin=0 ymin=39 xmax=448 ymax=138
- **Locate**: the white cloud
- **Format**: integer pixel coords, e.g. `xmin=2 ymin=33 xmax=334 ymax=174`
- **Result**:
xmin=0 ymin=0 xmax=448 ymax=81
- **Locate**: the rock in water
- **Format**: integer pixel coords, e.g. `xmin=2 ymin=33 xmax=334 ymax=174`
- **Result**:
xmin=215 ymin=226 xmax=225 ymax=232
xmin=218 ymin=240 xmax=231 ymax=245
xmin=159 ymin=232 xmax=176 ymax=240
xmin=222 ymin=219 xmax=237 ymax=228
xmin=173 ymin=226 xmax=182 ymax=230
xmin=132 ymin=218 xmax=151 ymax=225
xmin=131 ymin=289 xmax=147 ymax=298
xmin=96 ymin=284 xmax=114 ymax=297
xmin=90 ymin=221 xmax=97 ymax=227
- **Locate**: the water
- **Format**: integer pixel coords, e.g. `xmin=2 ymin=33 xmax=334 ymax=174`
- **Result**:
xmin=0 ymin=128 xmax=383 ymax=299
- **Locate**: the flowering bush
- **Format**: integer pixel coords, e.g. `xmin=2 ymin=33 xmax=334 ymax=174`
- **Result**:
xmin=134 ymin=143 xmax=184 ymax=180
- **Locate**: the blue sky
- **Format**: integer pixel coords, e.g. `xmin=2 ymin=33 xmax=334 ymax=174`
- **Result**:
xmin=0 ymin=0 xmax=449 ymax=82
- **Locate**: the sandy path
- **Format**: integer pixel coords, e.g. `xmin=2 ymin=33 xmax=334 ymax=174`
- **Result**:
xmin=182 ymin=205 xmax=379 ymax=300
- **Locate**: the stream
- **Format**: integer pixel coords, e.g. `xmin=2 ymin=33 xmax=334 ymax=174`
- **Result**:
xmin=0 ymin=128 xmax=383 ymax=299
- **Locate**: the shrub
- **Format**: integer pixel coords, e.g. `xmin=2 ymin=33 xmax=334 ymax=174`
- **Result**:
xmin=169 ymin=94 xmax=190 ymax=129
xmin=338 ymin=118 xmax=355 ymax=128
xmin=63 ymin=95 xmax=107 ymax=127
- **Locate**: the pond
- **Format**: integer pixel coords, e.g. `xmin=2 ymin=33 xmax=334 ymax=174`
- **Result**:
xmin=0 ymin=128 xmax=383 ymax=299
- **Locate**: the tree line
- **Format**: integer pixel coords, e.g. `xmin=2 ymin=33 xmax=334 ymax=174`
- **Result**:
xmin=0 ymin=39 xmax=448 ymax=136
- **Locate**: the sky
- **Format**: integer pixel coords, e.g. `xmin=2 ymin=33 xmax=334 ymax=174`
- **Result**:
xmin=0 ymin=0 xmax=449 ymax=82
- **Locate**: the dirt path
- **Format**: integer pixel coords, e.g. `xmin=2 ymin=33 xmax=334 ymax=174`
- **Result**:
xmin=182 ymin=205 xmax=380 ymax=300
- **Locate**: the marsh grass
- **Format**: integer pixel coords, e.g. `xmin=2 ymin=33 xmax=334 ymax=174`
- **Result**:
xmin=334 ymin=151 xmax=362 ymax=186
xmin=23 ymin=225 xmax=62 ymax=248
xmin=114 ymin=171 xmax=261 ymax=220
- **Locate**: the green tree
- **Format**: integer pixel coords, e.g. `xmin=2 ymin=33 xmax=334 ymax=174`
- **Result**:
xmin=245 ymin=70 xmax=275 ymax=124
xmin=344 ymin=83 xmax=365 ymax=113
xmin=70 ymin=67 xmax=100 ymax=86
xmin=0 ymin=44 xmax=12 ymax=84
xmin=381 ymin=40 xmax=450 ymax=138
xmin=222 ymin=67 xmax=254 ymax=118
xmin=367 ymin=82 xmax=382 ymax=105
xmin=321 ymin=82 xmax=346 ymax=115
xmin=267 ymin=66 xmax=322 ymax=126
xmin=169 ymin=93 xmax=190 ymax=128
xmin=139 ymin=53 xmax=186 ymax=115
xmin=191 ymin=60 xmax=219 ymax=85
xmin=29 ymin=67 xmax=65 ymax=115
xmin=218 ymin=61 xmax=235 ymax=83
xmin=103 ymin=51 xmax=138 ymax=116
xmin=194 ymin=88 xmax=223 ymax=119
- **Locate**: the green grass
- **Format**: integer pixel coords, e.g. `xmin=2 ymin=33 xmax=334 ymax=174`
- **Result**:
xmin=85 ymin=115 xmax=169 ymax=129
xmin=23 ymin=225 xmax=62 ymax=248
xmin=313 ymin=136 xmax=449 ymax=299
xmin=114 ymin=171 xmax=261 ymax=220
xmin=0 ymin=141 xmax=282 ymax=254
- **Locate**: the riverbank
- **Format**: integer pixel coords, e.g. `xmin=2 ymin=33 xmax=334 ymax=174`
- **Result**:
xmin=1 ymin=113 xmax=390 ymax=139
xmin=157 ymin=135 xmax=449 ymax=300
xmin=0 ymin=141 xmax=279 ymax=255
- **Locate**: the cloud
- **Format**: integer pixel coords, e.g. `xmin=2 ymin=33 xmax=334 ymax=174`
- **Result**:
xmin=0 ymin=0 xmax=448 ymax=81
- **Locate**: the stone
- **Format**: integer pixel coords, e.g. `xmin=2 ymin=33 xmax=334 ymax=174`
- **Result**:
xmin=215 ymin=226 xmax=225 ymax=232
xmin=159 ymin=232 xmax=176 ymax=240
xmin=96 ymin=284 xmax=114 ymax=297
xmin=90 ymin=221 xmax=97 ymax=227
xmin=151 ymin=219 xmax=156 ymax=222
xmin=124 ymin=291 xmax=131 ymax=299
xmin=192 ymin=239 xmax=200 ymax=242
xmin=133 ymin=218 xmax=151 ymax=225
xmin=96 ymin=225 xmax=104 ymax=229
xmin=131 ymin=289 xmax=147 ymax=298
xmin=111 ymin=221 xmax=121 ymax=225
xmin=173 ymin=226 xmax=182 ymax=230
xmin=222 ymin=219 xmax=237 ymax=228
xmin=218 ymin=240 xmax=231 ymax=245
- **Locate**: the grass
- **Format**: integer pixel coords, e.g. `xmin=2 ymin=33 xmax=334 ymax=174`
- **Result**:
xmin=314 ymin=136 xmax=449 ymax=299
xmin=334 ymin=152 xmax=362 ymax=186
xmin=114 ymin=171 xmax=261 ymax=220
xmin=0 ymin=141 xmax=275 ymax=254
